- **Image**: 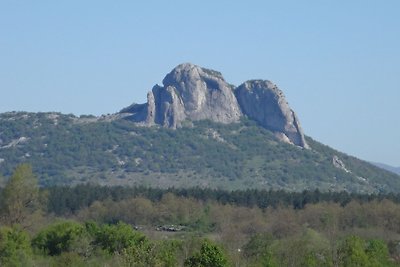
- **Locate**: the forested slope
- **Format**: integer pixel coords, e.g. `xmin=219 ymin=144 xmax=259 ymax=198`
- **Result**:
xmin=0 ymin=111 xmax=399 ymax=192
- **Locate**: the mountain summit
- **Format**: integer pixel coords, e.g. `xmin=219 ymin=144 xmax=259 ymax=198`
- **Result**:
xmin=1 ymin=63 xmax=399 ymax=192
xmin=120 ymin=63 xmax=308 ymax=148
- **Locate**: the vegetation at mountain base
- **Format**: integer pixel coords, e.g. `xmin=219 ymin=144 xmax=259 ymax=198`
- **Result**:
xmin=0 ymin=164 xmax=40 ymax=226
xmin=1 ymin=165 xmax=400 ymax=266
xmin=41 ymin=183 xmax=400 ymax=216
xmin=0 ymin=112 xmax=398 ymax=193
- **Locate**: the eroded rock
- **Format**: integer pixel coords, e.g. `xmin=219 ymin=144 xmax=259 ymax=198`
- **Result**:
xmin=121 ymin=63 xmax=309 ymax=148
xmin=235 ymin=80 xmax=309 ymax=148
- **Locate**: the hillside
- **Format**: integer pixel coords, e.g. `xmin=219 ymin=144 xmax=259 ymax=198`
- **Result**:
xmin=371 ymin=162 xmax=400 ymax=175
xmin=0 ymin=111 xmax=398 ymax=193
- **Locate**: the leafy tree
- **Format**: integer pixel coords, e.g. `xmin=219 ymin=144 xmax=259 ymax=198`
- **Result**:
xmin=155 ymin=239 xmax=183 ymax=267
xmin=0 ymin=226 xmax=32 ymax=266
xmin=337 ymin=235 xmax=393 ymax=267
xmin=272 ymin=229 xmax=331 ymax=267
xmin=338 ymin=235 xmax=369 ymax=267
xmin=365 ymin=239 xmax=392 ymax=267
xmin=51 ymin=252 xmax=86 ymax=267
xmin=243 ymin=233 xmax=277 ymax=267
xmin=120 ymin=243 xmax=157 ymax=267
xmin=32 ymin=220 xmax=85 ymax=256
xmin=185 ymin=239 xmax=228 ymax=267
xmin=0 ymin=164 xmax=39 ymax=226
xmin=94 ymin=222 xmax=147 ymax=254
xmin=121 ymin=240 xmax=181 ymax=267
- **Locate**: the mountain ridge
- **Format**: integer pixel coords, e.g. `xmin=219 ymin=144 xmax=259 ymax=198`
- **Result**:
xmin=0 ymin=63 xmax=398 ymax=193
xmin=371 ymin=162 xmax=400 ymax=175
xmin=0 ymin=111 xmax=399 ymax=193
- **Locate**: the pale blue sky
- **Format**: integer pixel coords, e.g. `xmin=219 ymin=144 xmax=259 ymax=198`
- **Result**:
xmin=1 ymin=1 xmax=399 ymax=166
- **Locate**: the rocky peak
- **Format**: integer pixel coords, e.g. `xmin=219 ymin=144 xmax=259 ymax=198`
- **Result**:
xmin=161 ymin=63 xmax=242 ymax=123
xmin=122 ymin=63 xmax=241 ymax=128
xmin=120 ymin=63 xmax=309 ymax=148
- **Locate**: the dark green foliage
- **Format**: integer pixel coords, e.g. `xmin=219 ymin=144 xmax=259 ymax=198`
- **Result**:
xmin=338 ymin=236 xmax=393 ymax=267
xmin=32 ymin=220 xmax=85 ymax=256
xmin=0 ymin=226 xmax=32 ymax=266
xmin=50 ymin=252 xmax=87 ymax=267
xmin=185 ymin=240 xmax=228 ymax=267
xmin=45 ymin=185 xmax=400 ymax=216
xmin=94 ymin=222 xmax=147 ymax=254
xmin=365 ymin=239 xmax=391 ymax=267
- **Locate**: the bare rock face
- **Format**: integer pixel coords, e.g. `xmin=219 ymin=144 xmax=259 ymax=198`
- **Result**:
xmin=162 ymin=63 xmax=242 ymax=124
xmin=151 ymin=85 xmax=185 ymax=128
xmin=121 ymin=63 xmax=309 ymax=148
xmin=122 ymin=63 xmax=242 ymax=128
xmin=235 ymin=80 xmax=309 ymax=148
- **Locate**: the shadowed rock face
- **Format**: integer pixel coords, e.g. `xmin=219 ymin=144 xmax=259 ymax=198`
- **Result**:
xmin=121 ymin=63 xmax=309 ymax=148
xmin=235 ymin=80 xmax=309 ymax=148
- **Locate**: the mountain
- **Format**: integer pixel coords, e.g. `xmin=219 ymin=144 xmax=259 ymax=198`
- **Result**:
xmin=371 ymin=162 xmax=400 ymax=175
xmin=120 ymin=63 xmax=308 ymax=148
xmin=0 ymin=63 xmax=399 ymax=193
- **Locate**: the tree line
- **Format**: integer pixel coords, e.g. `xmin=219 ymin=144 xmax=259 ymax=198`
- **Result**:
xmin=44 ymin=183 xmax=400 ymax=216
xmin=1 ymin=164 xmax=400 ymax=266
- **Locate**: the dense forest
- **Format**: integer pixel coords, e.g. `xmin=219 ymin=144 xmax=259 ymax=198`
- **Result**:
xmin=1 ymin=164 xmax=400 ymax=266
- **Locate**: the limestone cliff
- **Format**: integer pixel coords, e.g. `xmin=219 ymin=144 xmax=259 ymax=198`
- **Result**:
xmin=120 ymin=63 xmax=309 ymax=148
xmin=235 ymin=80 xmax=309 ymax=148
xmin=121 ymin=63 xmax=241 ymax=128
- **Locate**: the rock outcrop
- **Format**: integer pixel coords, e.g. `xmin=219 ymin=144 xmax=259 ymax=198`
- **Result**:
xmin=235 ymin=80 xmax=309 ymax=148
xmin=121 ymin=63 xmax=309 ymax=148
xmin=121 ymin=63 xmax=242 ymax=128
xmin=162 ymin=63 xmax=242 ymax=124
